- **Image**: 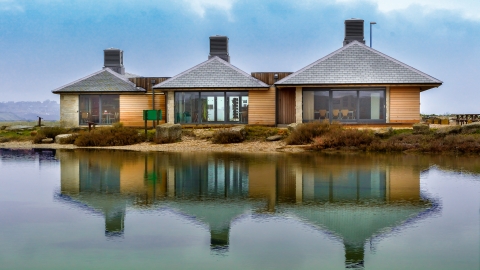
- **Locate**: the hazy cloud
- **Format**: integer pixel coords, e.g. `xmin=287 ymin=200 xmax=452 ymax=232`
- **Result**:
xmin=183 ymin=0 xmax=236 ymax=19
xmin=0 ymin=0 xmax=24 ymax=12
xmin=335 ymin=0 xmax=480 ymax=20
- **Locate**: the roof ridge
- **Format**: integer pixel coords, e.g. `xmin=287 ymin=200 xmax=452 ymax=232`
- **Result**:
xmin=276 ymin=40 xmax=442 ymax=84
xmin=103 ymin=68 xmax=140 ymax=88
xmin=52 ymin=69 xmax=107 ymax=93
xmin=154 ymin=56 xmax=269 ymax=88
xmin=214 ymin=56 xmax=269 ymax=87
xmin=153 ymin=57 xmax=218 ymax=88
xmin=276 ymin=41 xmax=359 ymax=84
xmin=359 ymin=43 xmax=443 ymax=83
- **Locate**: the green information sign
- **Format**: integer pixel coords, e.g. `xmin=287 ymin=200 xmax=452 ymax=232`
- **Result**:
xmin=143 ymin=110 xmax=162 ymax=121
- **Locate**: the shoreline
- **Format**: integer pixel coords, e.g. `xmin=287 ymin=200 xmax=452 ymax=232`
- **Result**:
xmin=0 ymin=137 xmax=307 ymax=153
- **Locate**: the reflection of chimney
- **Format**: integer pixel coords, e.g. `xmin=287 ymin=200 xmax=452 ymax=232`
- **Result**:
xmin=344 ymin=241 xmax=365 ymax=269
xmin=105 ymin=209 xmax=125 ymax=237
xmin=343 ymin=19 xmax=365 ymax=46
xmin=104 ymin=48 xmax=125 ymax=75
xmin=209 ymin=36 xmax=230 ymax=63
xmin=210 ymin=227 xmax=230 ymax=252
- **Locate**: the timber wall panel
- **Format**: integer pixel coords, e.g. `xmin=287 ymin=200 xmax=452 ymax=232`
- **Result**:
xmin=248 ymin=87 xmax=276 ymax=125
xmin=389 ymin=87 xmax=421 ymax=123
xmin=251 ymin=72 xmax=293 ymax=85
xmin=120 ymin=95 xmax=166 ymax=127
xmin=277 ymin=88 xmax=296 ymax=124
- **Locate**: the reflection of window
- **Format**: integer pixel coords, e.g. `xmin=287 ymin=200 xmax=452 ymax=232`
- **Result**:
xmin=79 ymin=95 xmax=120 ymax=125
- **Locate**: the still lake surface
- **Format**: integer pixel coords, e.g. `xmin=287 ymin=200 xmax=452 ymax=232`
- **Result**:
xmin=0 ymin=149 xmax=478 ymax=270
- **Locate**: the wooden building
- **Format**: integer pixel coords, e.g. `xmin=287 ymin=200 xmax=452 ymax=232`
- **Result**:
xmin=52 ymin=20 xmax=441 ymax=128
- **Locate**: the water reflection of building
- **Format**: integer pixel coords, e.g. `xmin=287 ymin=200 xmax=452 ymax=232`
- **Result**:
xmin=55 ymin=150 xmax=438 ymax=267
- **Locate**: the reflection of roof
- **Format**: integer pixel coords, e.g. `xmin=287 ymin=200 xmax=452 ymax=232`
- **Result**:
xmin=276 ymin=41 xmax=442 ymax=85
xmin=281 ymin=199 xmax=439 ymax=247
xmin=153 ymin=56 xmax=269 ymax=89
xmin=52 ymin=68 xmax=145 ymax=93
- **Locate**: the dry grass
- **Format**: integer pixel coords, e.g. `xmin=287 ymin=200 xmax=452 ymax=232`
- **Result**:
xmin=74 ymin=125 xmax=144 ymax=146
xmin=211 ymin=129 xmax=245 ymax=144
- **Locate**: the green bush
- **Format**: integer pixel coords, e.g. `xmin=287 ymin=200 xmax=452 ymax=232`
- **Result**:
xmin=285 ymin=121 xmax=342 ymax=145
xmin=211 ymin=129 xmax=244 ymax=144
xmin=74 ymin=126 xmax=143 ymax=146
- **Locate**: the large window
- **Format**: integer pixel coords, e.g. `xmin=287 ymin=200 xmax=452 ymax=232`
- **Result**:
xmin=175 ymin=92 xmax=248 ymax=124
xmin=303 ymin=88 xmax=385 ymax=123
xmin=79 ymin=95 xmax=120 ymax=125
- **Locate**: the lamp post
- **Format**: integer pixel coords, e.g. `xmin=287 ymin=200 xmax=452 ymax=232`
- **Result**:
xmin=370 ymin=22 xmax=377 ymax=48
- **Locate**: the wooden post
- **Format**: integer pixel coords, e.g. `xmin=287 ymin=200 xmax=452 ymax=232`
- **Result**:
xmin=37 ymin=116 xmax=42 ymax=127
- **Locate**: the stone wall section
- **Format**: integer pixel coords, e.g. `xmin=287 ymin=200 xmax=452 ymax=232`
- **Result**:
xmin=60 ymin=94 xmax=79 ymax=127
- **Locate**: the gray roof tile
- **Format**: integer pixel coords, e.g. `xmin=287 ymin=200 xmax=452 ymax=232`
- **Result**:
xmin=154 ymin=56 xmax=269 ymax=89
xmin=276 ymin=41 xmax=442 ymax=85
xmin=52 ymin=68 xmax=145 ymax=93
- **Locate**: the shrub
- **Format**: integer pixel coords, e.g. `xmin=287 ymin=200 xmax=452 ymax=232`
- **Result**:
xmin=244 ymin=126 xmax=280 ymax=141
xmin=74 ymin=126 xmax=143 ymax=146
xmin=211 ymin=129 xmax=244 ymax=144
xmin=310 ymin=128 xmax=376 ymax=150
xmin=285 ymin=121 xmax=342 ymax=145
xmin=59 ymin=134 xmax=80 ymax=144
xmin=32 ymin=126 xmax=69 ymax=144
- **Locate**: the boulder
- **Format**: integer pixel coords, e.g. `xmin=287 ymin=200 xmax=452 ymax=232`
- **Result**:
xmin=5 ymin=125 xmax=34 ymax=131
xmin=55 ymin=134 xmax=76 ymax=144
xmin=435 ymin=126 xmax=461 ymax=136
xmin=230 ymin=125 xmax=246 ymax=139
xmin=412 ymin=123 xmax=430 ymax=134
xmin=193 ymin=129 xmax=215 ymax=139
xmin=156 ymin=123 xmax=182 ymax=143
xmin=266 ymin=135 xmax=283 ymax=141
xmin=374 ymin=127 xmax=393 ymax=138
xmin=41 ymin=138 xmax=54 ymax=144
xmin=288 ymin=123 xmax=301 ymax=132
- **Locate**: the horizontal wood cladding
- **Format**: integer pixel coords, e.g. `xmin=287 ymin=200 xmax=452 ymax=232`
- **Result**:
xmin=249 ymin=87 xmax=276 ymax=125
xmin=251 ymin=72 xmax=293 ymax=85
xmin=119 ymin=94 xmax=166 ymax=127
xmin=389 ymin=87 xmax=421 ymax=123
xmin=129 ymin=77 xmax=170 ymax=92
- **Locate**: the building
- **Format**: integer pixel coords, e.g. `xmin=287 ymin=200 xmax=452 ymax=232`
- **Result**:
xmin=52 ymin=19 xmax=442 ymax=127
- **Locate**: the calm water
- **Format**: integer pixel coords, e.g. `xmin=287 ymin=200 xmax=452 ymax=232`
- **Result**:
xmin=0 ymin=149 xmax=478 ymax=270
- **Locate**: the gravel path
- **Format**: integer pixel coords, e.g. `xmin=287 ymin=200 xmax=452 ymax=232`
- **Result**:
xmin=0 ymin=137 xmax=306 ymax=153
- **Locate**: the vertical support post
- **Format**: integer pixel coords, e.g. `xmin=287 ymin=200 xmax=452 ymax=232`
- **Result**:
xmin=37 ymin=116 xmax=42 ymax=127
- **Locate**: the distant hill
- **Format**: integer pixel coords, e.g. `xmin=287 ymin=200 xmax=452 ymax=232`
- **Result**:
xmin=0 ymin=100 xmax=59 ymax=121
xmin=0 ymin=112 xmax=24 ymax=121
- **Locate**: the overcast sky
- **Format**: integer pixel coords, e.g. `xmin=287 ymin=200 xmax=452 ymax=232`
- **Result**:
xmin=1 ymin=0 xmax=479 ymax=114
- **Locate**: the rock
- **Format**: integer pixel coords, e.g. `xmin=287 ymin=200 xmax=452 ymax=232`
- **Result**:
xmin=41 ymin=138 xmax=54 ymax=144
xmin=435 ymin=126 xmax=461 ymax=136
xmin=288 ymin=123 xmax=301 ymax=132
xmin=55 ymin=134 xmax=76 ymax=144
xmin=374 ymin=127 xmax=393 ymax=138
xmin=266 ymin=135 xmax=283 ymax=141
xmin=5 ymin=125 xmax=34 ymax=131
xmin=461 ymin=122 xmax=480 ymax=134
xmin=230 ymin=125 xmax=246 ymax=139
xmin=413 ymin=123 xmax=430 ymax=134
xmin=156 ymin=123 xmax=182 ymax=143
xmin=193 ymin=129 xmax=215 ymax=139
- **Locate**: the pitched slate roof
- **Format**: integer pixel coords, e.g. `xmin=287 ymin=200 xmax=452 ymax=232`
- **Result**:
xmin=276 ymin=41 xmax=442 ymax=85
xmin=52 ymin=68 xmax=145 ymax=93
xmin=153 ymin=56 xmax=269 ymax=89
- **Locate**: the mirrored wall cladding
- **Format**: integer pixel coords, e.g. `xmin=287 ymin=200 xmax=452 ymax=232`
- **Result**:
xmin=174 ymin=91 xmax=248 ymax=124
xmin=79 ymin=95 xmax=120 ymax=125
xmin=303 ymin=88 xmax=385 ymax=123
